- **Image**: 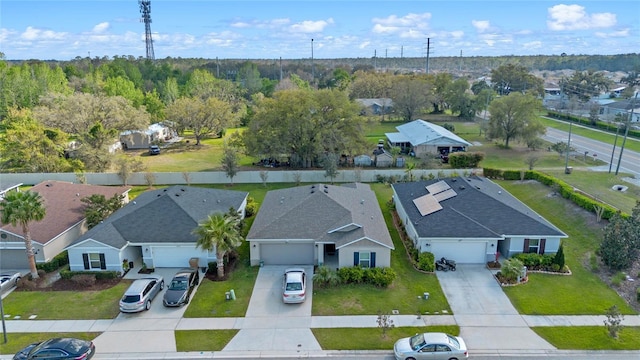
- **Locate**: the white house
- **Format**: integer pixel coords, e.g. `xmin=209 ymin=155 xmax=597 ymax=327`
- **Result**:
xmin=386 ymin=120 xmax=471 ymax=158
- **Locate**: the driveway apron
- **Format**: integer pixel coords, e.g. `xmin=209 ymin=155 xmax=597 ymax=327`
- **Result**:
xmin=437 ymin=264 xmax=555 ymax=351
xmin=222 ymin=265 xmax=322 ymax=352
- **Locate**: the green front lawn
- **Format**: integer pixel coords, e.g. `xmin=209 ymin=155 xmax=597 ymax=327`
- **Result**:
xmin=2 ymin=283 xmax=129 ymax=320
xmin=532 ymin=327 xmax=640 ymax=350
xmin=498 ymin=181 xmax=636 ymax=315
xmin=0 ymin=332 xmax=100 ymax=355
xmin=312 ymin=184 xmax=451 ymax=316
xmin=312 ymin=326 xmax=459 ymax=350
xmin=175 ymin=330 xmax=239 ymax=351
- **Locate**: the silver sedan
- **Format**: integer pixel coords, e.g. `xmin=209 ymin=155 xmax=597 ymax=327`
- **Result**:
xmin=1 ymin=271 xmax=22 ymax=295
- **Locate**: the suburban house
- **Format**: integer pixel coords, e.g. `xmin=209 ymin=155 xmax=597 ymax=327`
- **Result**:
xmin=0 ymin=182 xmax=22 ymax=200
xmin=120 ymin=122 xmax=175 ymax=150
xmin=392 ymin=177 xmax=567 ymax=264
xmin=385 ymin=119 xmax=472 ymax=158
xmin=0 ymin=181 xmax=130 ymax=269
xmin=66 ymin=186 xmax=248 ymax=272
xmin=599 ymin=98 xmax=640 ymax=123
xmin=355 ymin=98 xmax=394 ymax=116
xmin=247 ymin=183 xmax=394 ymax=269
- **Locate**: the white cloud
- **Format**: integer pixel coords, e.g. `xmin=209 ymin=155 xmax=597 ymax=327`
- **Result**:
xmin=472 ymin=20 xmax=490 ymax=32
xmin=595 ymin=28 xmax=630 ymax=38
xmin=92 ymin=22 xmax=110 ymax=33
xmin=359 ymin=41 xmax=370 ymax=49
xmin=371 ymin=12 xmax=431 ymax=37
xmin=523 ymin=41 xmax=543 ymax=50
xmin=290 ymin=18 xmax=334 ymax=33
xmin=21 ymin=26 xmax=67 ymax=41
xmin=547 ymin=4 xmax=616 ymax=31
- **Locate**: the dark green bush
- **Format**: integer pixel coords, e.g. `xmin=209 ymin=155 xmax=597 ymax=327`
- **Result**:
xmin=449 ymin=152 xmax=485 ymax=168
xmin=37 ymin=251 xmax=69 ymax=273
xmin=417 ymin=252 xmax=435 ymax=272
xmin=337 ymin=266 xmax=396 ymax=287
xmin=244 ymin=197 xmax=258 ymax=217
xmin=60 ymin=270 xmax=119 ymax=280
xmin=338 ymin=266 xmax=365 ymax=284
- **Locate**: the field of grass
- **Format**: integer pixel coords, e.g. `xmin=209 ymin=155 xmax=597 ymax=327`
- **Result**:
xmin=175 ymin=330 xmax=239 ymax=351
xmin=532 ymin=326 xmax=640 ymax=350
xmin=498 ymin=180 xmax=636 ymax=315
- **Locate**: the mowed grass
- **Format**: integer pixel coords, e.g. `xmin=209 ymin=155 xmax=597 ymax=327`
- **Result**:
xmin=0 ymin=332 xmax=100 ymax=355
xmin=532 ymin=327 xmax=640 ymax=350
xmin=311 ymin=183 xmax=451 ymax=316
xmin=2 ymin=282 xmax=129 ymax=320
xmin=497 ymin=181 xmax=636 ymax=315
xmin=175 ymin=330 xmax=239 ymax=351
xmin=312 ymin=325 xmax=460 ymax=350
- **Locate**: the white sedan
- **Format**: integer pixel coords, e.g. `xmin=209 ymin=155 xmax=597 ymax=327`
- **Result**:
xmin=394 ymin=332 xmax=468 ymax=360
xmin=1 ymin=271 xmax=22 ymax=295
xmin=282 ymin=268 xmax=306 ymax=304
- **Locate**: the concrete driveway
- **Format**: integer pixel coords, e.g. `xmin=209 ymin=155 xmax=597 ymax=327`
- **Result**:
xmin=437 ymin=264 xmax=555 ymax=351
xmin=223 ymin=265 xmax=321 ymax=352
xmin=92 ymin=268 xmax=202 ymax=354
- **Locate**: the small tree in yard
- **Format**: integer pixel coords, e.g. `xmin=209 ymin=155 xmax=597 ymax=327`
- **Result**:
xmin=600 ymin=204 xmax=640 ymax=271
xmin=321 ymin=152 xmax=339 ymax=184
xmin=553 ymin=242 xmax=565 ymax=271
xmin=376 ymin=311 xmax=395 ymax=337
xmin=221 ymin=142 xmax=239 ymax=185
xmin=259 ymin=170 xmax=269 ymax=187
xmin=604 ymin=305 xmax=624 ymax=338
xmin=525 ymin=154 xmax=539 ymax=170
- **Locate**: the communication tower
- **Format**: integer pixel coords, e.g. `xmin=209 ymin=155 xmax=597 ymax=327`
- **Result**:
xmin=139 ymin=0 xmax=155 ymax=60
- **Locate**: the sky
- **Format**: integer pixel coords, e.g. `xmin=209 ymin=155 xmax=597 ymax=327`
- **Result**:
xmin=1 ymin=0 xmax=638 ymax=61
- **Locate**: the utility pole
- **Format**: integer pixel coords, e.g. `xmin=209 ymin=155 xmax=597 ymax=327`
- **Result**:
xmin=311 ymin=39 xmax=314 ymax=81
xmin=615 ymin=92 xmax=638 ymax=175
xmin=425 ymin=38 xmax=430 ymax=74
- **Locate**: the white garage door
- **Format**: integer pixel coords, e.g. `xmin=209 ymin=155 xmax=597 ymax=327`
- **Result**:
xmin=431 ymin=241 xmax=486 ymax=264
xmin=0 ymin=250 xmax=28 ymax=269
xmin=261 ymin=243 xmax=314 ymax=265
xmin=152 ymin=246 xmax=204 ymax=268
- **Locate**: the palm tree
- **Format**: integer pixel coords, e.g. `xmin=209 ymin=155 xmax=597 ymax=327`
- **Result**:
xmin=192 ymin=212 xmax=243 ymax=278
xmin=0 ymin=191 xmax=46 ymax=279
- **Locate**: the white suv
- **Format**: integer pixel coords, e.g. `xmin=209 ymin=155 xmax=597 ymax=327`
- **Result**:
xmin=119 ymin=275 xmax=164 ymax=313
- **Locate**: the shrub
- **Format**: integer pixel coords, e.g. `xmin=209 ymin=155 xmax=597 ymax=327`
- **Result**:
xmin=17 ymin=277 xmax=37 ymax=290
xmin=313 ymin=266 xmax=339 ymax=288
xmin=244 ymin=197 xmax=258 ymax=217
xmin=501 ymin=258 xmax=524 ymax=283
xmin=36 ymin=251 xmax=69 ymax=273
xmin=417 ymin=252 xmax=435 ymax=272
xmin=338 ymin=266 xmax=365 ymax=284
xmin=71 ymin=274 xmax=97 ymax=287
xmin=611 ymin=272 xmax=626 ymax=287
xmin=553 ymin=242 xmax=565 ymax=270
xmin=59 ymin=270 xmax=119 ymax=280
xmin=363 ymin=267 xmax=396 ymax=287
xmin=448 ymin=152 xmax=485 ymax=168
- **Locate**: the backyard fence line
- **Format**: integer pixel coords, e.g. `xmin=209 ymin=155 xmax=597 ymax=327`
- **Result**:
xmin=1 ymin=169 xmax=471 ymax=187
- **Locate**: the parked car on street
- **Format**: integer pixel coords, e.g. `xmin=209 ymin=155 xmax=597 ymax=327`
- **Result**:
xmin=13 ymin=337 xmax=95 ymax=360
xmin=282 ymin=268 xmax=306 ymax=304
xmin=163 ymin=268 xmax=200 ymax=307
xmin=149 ymin=145 xmax=160 ymax=155
xmin=394 ymin=332 xmax=468 ymax=360
xmin=119 ymin=275 xmax=164 ymax=313
xmin=1 ymin=271 xmax=21 ymax=295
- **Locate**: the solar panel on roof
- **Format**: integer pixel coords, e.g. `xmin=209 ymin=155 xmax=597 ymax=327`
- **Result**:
xmin=433 ymin=188 xmax=457 ymax=202
xmin=413 ymin=194 xmax=443 ymax=216
xmin=426 ymin=180 xmax=450 ymax=194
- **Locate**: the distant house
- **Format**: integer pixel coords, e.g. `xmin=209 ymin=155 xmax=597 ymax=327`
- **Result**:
xmin=374 ymin=150 xmax=393 ymax=168
xmin=392 ymin=177 xmax=567 ymax=264
xmin=247 ymin=183 xmax=394 ymax=268
xmin=0 ymin=182 xmax=22 ymax=200
xmin=386 ymin=120 xmax=471 ymax=158
xmin=599 ymin=98 xmax=640 ymax=123
xmin=120 ymin=123 xmax=174 ymax=150
xmin=356 ymin=98 xmax=394 ymax=116
xmin=66 ymin=186 xmax=248 ymax=272
xmin=0 ymin=181 xmax=130 ymax=269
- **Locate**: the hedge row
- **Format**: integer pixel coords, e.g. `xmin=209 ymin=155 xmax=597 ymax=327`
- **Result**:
xmin=60 ymin=270 xmax=120 ymax=280
xmin=36 ymin=251 xmax=70 ymax=273
xmin=546 ymin=111 xmax=640 ymax=140
xmin=483 ymin=168 xmax=622 ymax=220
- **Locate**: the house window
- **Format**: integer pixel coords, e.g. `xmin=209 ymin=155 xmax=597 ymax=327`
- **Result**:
xmin=527 ymin=239 xmax=539 ymax=253
xmin=359 ymin=252 xmax=370 ymax=268
xmin=82 ymin=253 xmax=106 ymax=270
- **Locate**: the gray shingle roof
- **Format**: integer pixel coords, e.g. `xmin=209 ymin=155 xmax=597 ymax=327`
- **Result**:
xmin=69 ymin=186 xmax=248 ymax=249
xmin=392 ymin=177 xmax=566 ymax=239
xmin=248 ymin=183 xmax=393 ymax=249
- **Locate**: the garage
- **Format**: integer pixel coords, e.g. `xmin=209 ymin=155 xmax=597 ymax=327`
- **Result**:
xmin=151 ymin=246 xmax=206 ymax=268
xmin=260 ymin=243 xmax=314 ymax=265
xmin=0 ymin=249 xmax=28 ymax=269
xmin=430 ymin=241 xmax=487 ymax=264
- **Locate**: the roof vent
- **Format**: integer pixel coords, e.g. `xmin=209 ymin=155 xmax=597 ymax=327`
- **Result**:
xmin=311 ymin=190 xmax=315 ymax=194
xmin=324 ymin=189 xmax=328 ymax=193
xmin=163 ymin=189 xmax=168 ymax=192
xmin=360 ymin=199 xmax=364 ymax=204
xmin=217 ymin=199 xmax=220 ymax=203
xmin=324 ymin=184 xmax=328 ymax=189
xmin=311 ymin=185 xmax=315 ymax=189
xmin=181 ymin=188 xmax=185 ymax=192
xmin=459 ymin=186 xmax=465 ymax=190
xmin=175 ymin=193 xmax=180 ymax=196
xmin=451 ymin=178 xmax=457 ymax=182
xmin=76 ymin=193 xmax=80 ymax=197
